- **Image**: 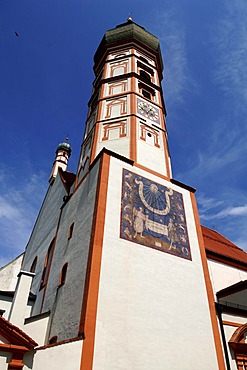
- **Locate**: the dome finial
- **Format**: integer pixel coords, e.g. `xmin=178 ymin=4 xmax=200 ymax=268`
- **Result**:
xmin=127 ymin=13 xmax=133 ymax=22
xmin=56 ymin=137 xmax=72 ymax=157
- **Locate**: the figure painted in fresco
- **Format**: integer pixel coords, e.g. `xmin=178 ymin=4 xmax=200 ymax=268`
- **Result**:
xmin=133 ymin=207 xmax=147 ymax=238
xmin=167 ymin=218 xmax=179 ymax=249
xmin=120 ymin=169 xmax=191 ymax=260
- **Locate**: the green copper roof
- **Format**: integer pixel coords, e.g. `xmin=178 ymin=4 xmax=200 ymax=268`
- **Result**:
xmin=56 ymin=138 xmax=72 ymax=157
xmin=94 ymin=20 xmax=163 ymax=69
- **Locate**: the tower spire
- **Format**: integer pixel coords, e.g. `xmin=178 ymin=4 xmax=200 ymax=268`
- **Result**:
xmin=49 ymin=137 xmax=72 ymax=184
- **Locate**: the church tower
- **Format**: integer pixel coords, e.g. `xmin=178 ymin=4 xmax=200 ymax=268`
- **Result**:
xmin=76 ymin=18 xmax=171 ymax=186
xmin=0 ymin=20 xmax=230 ymax=370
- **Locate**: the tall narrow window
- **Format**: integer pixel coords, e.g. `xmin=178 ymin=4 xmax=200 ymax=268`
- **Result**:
xmin=30 ymin=256 xmax=37 ymax=273
xmin=40 ymin=238 xmax=55 ymax=289
xmin=58 ymin=263 xmax=68 ymax=287
xmin=68 ymin=222 xmax=74 ymax=240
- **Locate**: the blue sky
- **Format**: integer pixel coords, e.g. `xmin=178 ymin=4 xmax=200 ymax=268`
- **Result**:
xmin=1 ymin=0 xmax=247 ymax=266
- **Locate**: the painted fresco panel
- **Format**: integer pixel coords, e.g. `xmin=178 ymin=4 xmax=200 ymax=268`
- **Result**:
xmin=120 ymin=169 xmax=191 ymax=260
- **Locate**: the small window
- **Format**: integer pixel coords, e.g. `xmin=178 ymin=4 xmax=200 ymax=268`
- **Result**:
xmin=68 ymin=222 xmax=74 ymax=239
xmin=140 ymin=70 xmax=151 ymax=82
xmin=58 ymin=263 xmax=68 ymax=287
xmin=138 ymin=82 xmax=155 ymax=100
xmin=49 ymin=336 xmax=58 ymax=344
xmin=30 ymin=256 xmax=37 ymax=273
xmin=142 ymin=90 xmax=151 ymax=99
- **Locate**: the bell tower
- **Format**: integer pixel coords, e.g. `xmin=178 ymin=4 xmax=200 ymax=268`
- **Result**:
xmin=76 ymin=19 xmax=171 ymax=185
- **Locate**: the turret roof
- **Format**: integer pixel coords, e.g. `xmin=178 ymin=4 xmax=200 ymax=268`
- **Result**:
xmin=56 ymin=137 xmax=72 ymax=157
xmin=94 ymin=19 xmax=163 ymax=69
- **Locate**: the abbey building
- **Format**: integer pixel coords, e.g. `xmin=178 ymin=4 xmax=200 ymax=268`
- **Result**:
xmin=0 ymin=19 xmax=247 ymax=370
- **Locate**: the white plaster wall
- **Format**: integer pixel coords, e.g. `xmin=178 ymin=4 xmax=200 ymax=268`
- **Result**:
xmin=24 ymin=314 xmax=50 ymax=345
xmin=92 ymin=158 xmax=218 ymax=370
xmin=0 ymin=296 xmax=32 ymax=320
xmin=0 ymin=352 xmax=12 ymax=370
xmin=8 ymin=273 xmax=34 ymax=329
xmin=0 ymin=254 xmax=23 ymax=291
xmin=105 ymin=79 xmax=129 ymax=97
xmin=100 ymin=95 xmax=130 ymax=121
xmin=208 ymin=259 xmax=247 ymax=296
xmin=137 ymin=122 xmax=167 ymax=177
xmin=23 ymin=340 xmax=83 ymax=370
xmin=0 ymin=295 xmax=12 ymax=319
xmin=96 ymin=120 xmax=130 ymax=160
xmin=223 ymin=312 xmax=247 ymax=325
xmin=106 ymin=58 xmax=130 ymax=78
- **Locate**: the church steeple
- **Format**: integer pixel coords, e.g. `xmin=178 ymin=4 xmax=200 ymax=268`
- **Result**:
xmin=49 ymin=137 xmax=72 ymax=184
xmin=76 ymin=21 xmax=171 ymax=185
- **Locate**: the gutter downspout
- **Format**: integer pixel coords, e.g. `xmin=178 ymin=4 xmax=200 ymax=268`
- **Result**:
xmin=215 ymin=302 xmax=231 ymax=370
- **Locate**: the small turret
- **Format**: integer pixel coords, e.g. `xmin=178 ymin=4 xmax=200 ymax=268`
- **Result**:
xmin=49 ymin=138 xmax=72 ymax=184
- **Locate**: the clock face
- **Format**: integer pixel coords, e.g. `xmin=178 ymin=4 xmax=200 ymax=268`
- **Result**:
xmin=138 ymin=101 xmax=159 ymax=122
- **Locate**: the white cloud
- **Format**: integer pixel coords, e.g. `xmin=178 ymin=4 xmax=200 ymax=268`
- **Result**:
xmin=146 ymin=8 xmax=190 ymax=106
xmin=0 ymin=196 xmax=22 ymax=220
xmin=201 ymin=204 xmax=247 ymax=220
xmin=234 ymin=237 xmax=247 ymax=251
xmin=0 ymin=169 xmax=47 ymax=265
xmin=197 ymin=194 xmax=224 ymax=213
xmin=212 ymin=0 xmax=247 ymax=110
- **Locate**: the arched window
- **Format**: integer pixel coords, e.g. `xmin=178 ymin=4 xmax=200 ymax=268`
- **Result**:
xmin=49 ymin=336 xmax=58 ymax=344
xmin=58 ymin=263 xmax=68 ymax=287
xmin=229 ymin=323 xmax=247 ymax=369
xmin=30 ymin=256 xmax=37 ymax=273
xmin=40 ymin=238 xmax=55 ymax=289
xmin=68 ymin=223 xmax=74 ymax=240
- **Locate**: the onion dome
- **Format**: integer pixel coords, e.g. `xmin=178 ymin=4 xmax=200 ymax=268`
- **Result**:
xmin=56 ymin=137 xmax=72 ymax=157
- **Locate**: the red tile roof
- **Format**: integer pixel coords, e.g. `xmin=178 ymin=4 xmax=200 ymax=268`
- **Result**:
xmin=202 ymin=225 xmax=247 ymax=268
xmin=0 ymin=316 xmax=37 ymax=348
xmin=59 ymin=169 xmax=76 ymax=193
